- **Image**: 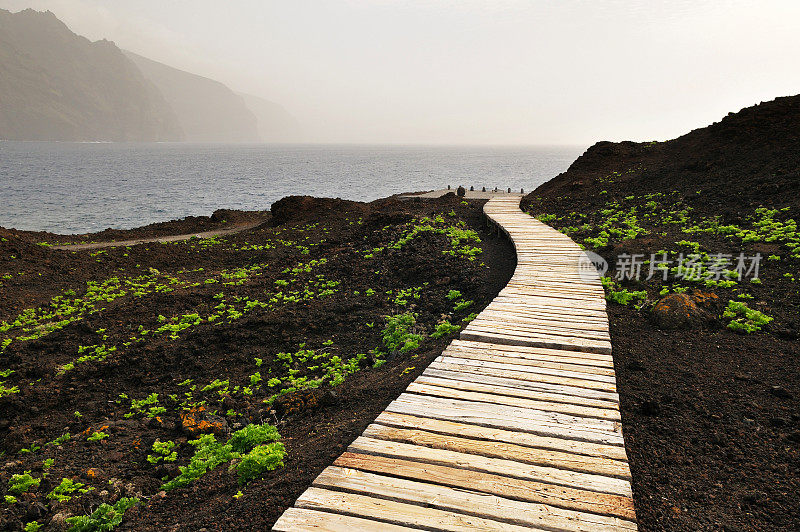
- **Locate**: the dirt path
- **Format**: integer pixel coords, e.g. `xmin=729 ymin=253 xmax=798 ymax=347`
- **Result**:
xmin=51 ymin=221 xmax=264 ymax=251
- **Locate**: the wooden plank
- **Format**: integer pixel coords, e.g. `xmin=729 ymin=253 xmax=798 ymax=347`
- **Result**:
xmin=440 ymin=346 xmax=616 ymax=376
xmin=273 ymin=508 xmax=417 ymax=531
xmin=462 ymin=324 xmax=613 ymax=348
xmin=374 ymin=411 xmax=629 ymax=461
xmin=390 ymin=391 xmax=619 ymax=436
xmin=477 ymin=304 xmax=607 ymax=317
xmin=415 ymin=373 xmax=621 ymax=414
xmin=431 ymin=359 xmax=618 ymax=394
xmin=491 ymin=294 xmax=607 ymax=309
xmin=437 ymin=355 xmax=617 ymax=385
xmin=407 ymin=381 xmax=620 ymax=421
xmin=295 ymin=487 xmax=539 ymax=531
xmin=475 ymin=309 xmax=610 ymax=332
xmin=467 ymin=318 xmax=611 ymax=341
xmin=362 ymin=423 xmax=631 ymax=479
xmin=348 ymin=437 xmax=632 ymax=496
xmin=423 ymin=365 xmax=621 ymax=404
xmin=314 ymin=466 xmax=637 ymax=531
xmin=450 ymin=339 xmax=615 ymax=364
xmin=388 ymin=394 xmax=625 ymax=446
xmin=480 ymin=305 xmax=609 ymax=325
xmin=460 ymin=329 xmax=613 ymax=355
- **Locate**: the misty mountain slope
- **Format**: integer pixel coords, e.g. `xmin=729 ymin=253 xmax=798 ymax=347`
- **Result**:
xmin=239 ymin=92 xmax=302 ymax=143
xmin=0 ymin=9 xmax=183 ymax=142
xmin=125 ymin=51 xmax=260 ymax=143
xmin=529 ymin=94 xmax=800 ymax=213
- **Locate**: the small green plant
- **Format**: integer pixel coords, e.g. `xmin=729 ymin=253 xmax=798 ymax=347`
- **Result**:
xmin=47 ymin=433 xmax=70 ymax=446
xmin=47 ymin=478 xmax=93 ymax=502
xmin=380 ymin=313 xmax=424 ymax=354
xmin=8 ymin=472 xmax=40 ymax=494
xmin=446 ymin=290 xmax=462 ymax=300
xmin=601 ymin=277 xmax=647 ymax=306
xmin=65 ymin=497 xmax=139 ymax=531
xmin=87 ymin=431 xmax=109 ymax=442
xmin=453 ymin=299 xmax=473 ymax=312
xmin=147 ymin=440 xmax=178 ymax=464
xmin=722 ymin=300 xmax=772 ymax=334
xmin=430 ymin=320 xmax=461 ymax=339
xmin=162 ymin=423 xmax=285 ymax=491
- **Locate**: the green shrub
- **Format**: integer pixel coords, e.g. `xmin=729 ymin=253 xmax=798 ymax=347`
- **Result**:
xmin=87 ymin=431 xmax=108 ymax=442
xmin=162 ymin=423 xmax=285 ymax=491
xmin=446 ymin=290 xmax=462 ymax=300
xmin=234 ymin=443 xmax=286 ymax=484
xmin=430 ymin=320 xmax=461 ymax=339
xmin=722 ymin=300 xmax=772 ymax=334
xmin=8 ymin=472 xmax=40 ymax=494
xmin=228 ymin=423 xmax=281 ymax=454
xmin=601 ymin=277 xmax=646 ymax=306
xmin=65 ymin=497 xmax=138 ymax=531
xmin=162 ymin=434 xmax=231 ymax=491
xmin=453 ymin=299 xmax=473 ymax=312
xmin=147 ymin=440 xmax=177 ymax=464
xmin=381 ymin=313 xmax=424 ymax=354
xmin=48 ymin=478 xmax=93 ymax=502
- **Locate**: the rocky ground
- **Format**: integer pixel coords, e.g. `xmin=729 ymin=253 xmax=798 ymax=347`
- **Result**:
xmin=0 ymin=194 xmax=515 ymax=530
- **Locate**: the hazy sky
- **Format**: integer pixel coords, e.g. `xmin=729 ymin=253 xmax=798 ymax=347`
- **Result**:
xmin=2 ymin=0 xmax=799 ymax=144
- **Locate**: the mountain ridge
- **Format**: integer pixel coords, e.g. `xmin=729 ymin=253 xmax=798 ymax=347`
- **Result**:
xmin=0 ymin=8 xmax=298 ymax=143
xmin=0 ymin=8 xmax=184 ymax=141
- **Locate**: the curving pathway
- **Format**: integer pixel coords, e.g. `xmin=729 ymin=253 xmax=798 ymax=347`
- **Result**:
xmin=273 ymin=195 xmax=637 ymax=531
xmin=50 ymin=222 xmax=263 ymax=251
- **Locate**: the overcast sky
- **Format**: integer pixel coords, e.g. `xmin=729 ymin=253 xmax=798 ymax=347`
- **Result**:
xmin=2 ymin=0 xmax=799 ymax=144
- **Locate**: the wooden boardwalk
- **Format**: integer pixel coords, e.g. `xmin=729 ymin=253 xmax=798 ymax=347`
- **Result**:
xmin=273 ymin=195 xmax=637 ymax=531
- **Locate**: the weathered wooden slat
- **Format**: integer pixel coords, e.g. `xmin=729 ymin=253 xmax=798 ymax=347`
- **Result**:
xmin=436 ymin=355 xmax=617 ymax=384
xmin=440 ymin=346 xmax=617 ymax=376
xmin=473 ymin=309 xmax=610 ymax=332
xmin=413 ymin=374 xmax=621 ymax=417
xmin=430 ymin=359 xmax=618 ymax=394
xmin=314 ymin=466 xmax=637 ymax=531
xmin=387 ymin=395 xmax=625 ymax=446
xmin=348 ymin=437 xmax=633 ymax=496
xmin=423 ymin=364 xmax=620 ymax=403
xmin=273 ymin=508 xmax=417 ymax=531
xmin=362 ymin=423 xmax=631 ymax=479
xmin=450 ymin=339 xmax=615 ymax=364
xmin=373 ymin=411 xmax=629 ymax=461
xmin=407 ymin=380 xmax=620 ymax=420
xmin=467 ymin=317 xmax=611 ymax=340
xmin=295 ymin=487 xmax=539 ymax=531
xmin=460 ymin=328 xmax=613 ymax=355
xmin=395 ymin=392 xmax=621 ymax=435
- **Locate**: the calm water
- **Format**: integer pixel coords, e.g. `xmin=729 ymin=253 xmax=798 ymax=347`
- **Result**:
xmin=0 ymin=142 xmax=584 ymax=234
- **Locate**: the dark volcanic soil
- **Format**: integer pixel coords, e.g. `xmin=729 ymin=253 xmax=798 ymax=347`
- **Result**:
xmin=523 ymin=95 xmax=800 ymax=531
xmin=0 ymin=194 xmax=515 ymax=530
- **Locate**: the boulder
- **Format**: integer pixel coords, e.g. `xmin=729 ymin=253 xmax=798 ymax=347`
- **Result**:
xmin=651 ymin=292 xmax=716 ymax=329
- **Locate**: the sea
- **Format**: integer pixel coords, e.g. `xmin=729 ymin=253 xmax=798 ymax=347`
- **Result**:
xmin=0 ymin=142 xmax=585 ymax=235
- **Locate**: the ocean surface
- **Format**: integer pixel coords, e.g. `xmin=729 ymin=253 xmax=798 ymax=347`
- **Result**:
xmin=0 ymin=142 xmax=585 ymax=234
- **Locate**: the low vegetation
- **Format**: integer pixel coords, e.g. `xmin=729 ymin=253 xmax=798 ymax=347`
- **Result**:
xmin=0 ymin=195 xmax=503 ymax=529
